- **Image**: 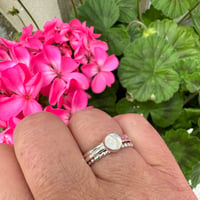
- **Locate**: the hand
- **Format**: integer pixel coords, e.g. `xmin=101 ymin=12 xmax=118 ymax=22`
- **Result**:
xmin=0 ymin=109 xmax=197 ymax=200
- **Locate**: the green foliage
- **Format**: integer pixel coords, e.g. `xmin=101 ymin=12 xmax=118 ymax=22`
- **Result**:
xmin=77 ymin=0 xmax=119 ymax=32
xmin=76 ymin=0 xmax=200 ymax=186
xmin=163 ymin=129 xmax=200 ymax=180
xmin=151 ymin=0 xmax=191 ymax=19
xmin=191 ymin=162 xmax=200 ymax=187
xmin=119 ymin=35 xmax=180 ymax=103
xmin=114 ymin=0 xmax=138 ymax=23
xmin=191 ymin=6 xmax=200 ymax=34
xmin=88 ymin=82 xmax=118 ymax=116
xmin=100 ymin=26 xmax=131 ymax=56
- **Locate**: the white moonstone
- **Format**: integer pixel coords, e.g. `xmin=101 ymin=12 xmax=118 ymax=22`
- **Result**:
xmin=104 ymin=133 xmax=122 ymax=151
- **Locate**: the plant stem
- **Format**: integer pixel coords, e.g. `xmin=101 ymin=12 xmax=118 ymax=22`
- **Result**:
xmin=127 ymin=20 xmax=147 ymax=32
xmin=178 ymin=1 xmax=200 ymax=25
xmin=71 ymin=0 xmax=78 ymax=18
xmin=17 ymin=0 xmax=40 ymax=29
xmin=17 ymin=14 xmax=26 ymax=27
xmin=137 ymin=0 xmax=143 ymax=21
xmin=184 ymin=89 xmax=200 ymax=106
xmin=79 ymin=0 xmax=83 ymax=5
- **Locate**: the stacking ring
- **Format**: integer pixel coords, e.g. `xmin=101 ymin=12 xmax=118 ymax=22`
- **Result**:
xmin=84 ymin=133 xmax=133 ymax=166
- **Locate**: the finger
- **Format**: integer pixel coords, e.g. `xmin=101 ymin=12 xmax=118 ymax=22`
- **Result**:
xmin=114 ymin=114 xmax=185 ymax=174
xmin=0 ymin=144 xmax=33 ymax=200
xmin=14 ymin=112 xmax=95 ymax=200
xmin=68 ymin=109 xmax=146 ymax=182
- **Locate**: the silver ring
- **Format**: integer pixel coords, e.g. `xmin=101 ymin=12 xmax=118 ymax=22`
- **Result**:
xmin=84 ymin=133 xmax=133 ymax=166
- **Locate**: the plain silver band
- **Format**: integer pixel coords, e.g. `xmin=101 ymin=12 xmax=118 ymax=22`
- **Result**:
xmin=84 ymin=135 xmax=133 ymax=166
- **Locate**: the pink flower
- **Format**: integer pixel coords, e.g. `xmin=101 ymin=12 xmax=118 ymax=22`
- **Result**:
xmin=0 ymin=64 xmax=43 ymax=120
xmin=81 ymin=47 xmax=119 ymax=93
xmin=0 ymin=128 xmax=14 ymax=144
xmin=59 ymin=79 xmax=90 ymax=114
xmin=0 ymin=18 xmax=119 ymax=145
xmin=0 ymin=38 xmax=31 ymax=66
xmin=0 ymin=117 xmax=20 ymax=145
xmin=0 ymin=38 xmax=17 ymax=61
xmin=32 ymin=45 xmax=89 ymax=105
xmin=43 ymin=18 xmax=64 ymax=44
xmin=10 ymin=46 xmax=31 ymax=66
xmin=19 ymin=24 xmax=43 ymax=51
xmin=44 ymin=106 xmax=70 ymax=125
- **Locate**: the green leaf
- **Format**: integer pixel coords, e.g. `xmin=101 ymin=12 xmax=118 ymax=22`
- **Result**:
xmin=100 ymin=26 xmax=130 ymax=56
xmin=116 ymin=94 xmax=184 ymax=127
xmin=116 ymin=98 xmax=138 ymax=114
xmin=143 ymin=5 xmax=165 ymax=26
xmin=151 ymin=94 xmax=184 ymax=128
xmin=149 ymin=19 xmax=200 ymax=60
xmin=151 ymin=0 xmax=190 ymax=19
xmin=114 ymin=0 xmax=138 ymax=23
xmin=163 ymin=129 xmax=200 ymax=180
xmin=177 ymin=59 xmax=200 ymax=93
xmin=118 ymin=35 xmax=180 ymax=103
xmin=127 ymin=24 xmax=143 ymax=41
xmin=174 ymin=108 xmax=200 ymax=129
xmin=184 ymin=73 xmax=200 ymax=93
xmin=191 ymin=162 xmax=200 ymax=187
xmin=88 ymin=82 xmax=118 ymax=116
xmin=191 ymin=6 xmax=200 ymax=34
xmin=199 ymin=93 xmax=200 ymax=105
xmin=77 ymin=0 xmax=120 ymax=32
xmin=116 ymin=98 xmax=151 ymax=118
xmin=189 ymin=0 xmax=200 ymax=7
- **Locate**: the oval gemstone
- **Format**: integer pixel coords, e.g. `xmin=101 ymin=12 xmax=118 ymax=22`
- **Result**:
xmin=104 ymin=133 xmax=122 ymax=151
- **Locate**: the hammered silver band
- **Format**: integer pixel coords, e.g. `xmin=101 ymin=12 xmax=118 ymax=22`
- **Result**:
xmin=84 ymin=133 xmax=133 ymax=166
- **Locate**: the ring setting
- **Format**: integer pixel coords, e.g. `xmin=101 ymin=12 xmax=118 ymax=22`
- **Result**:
xmin=104 ymin=133 xmax=122 ymax=152
xmin=84 ymin=133 xmax=133 ymax=166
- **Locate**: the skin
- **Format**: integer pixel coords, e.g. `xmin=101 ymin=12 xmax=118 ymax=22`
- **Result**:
xmin=0 ymin=109 xmax=197 ymax=200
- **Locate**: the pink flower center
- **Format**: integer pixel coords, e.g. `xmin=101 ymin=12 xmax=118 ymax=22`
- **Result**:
xmin=25 ymin=94 xmax=31 ymax=100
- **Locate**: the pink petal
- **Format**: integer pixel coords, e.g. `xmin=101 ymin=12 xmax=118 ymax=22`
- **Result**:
xmin=91 ymin=73 xmax=107 ymax=93
xmin=0 ymin=38 xmax=17 ymax=48
xmin=61 ymin=57 xmax=79 ymax=74
xmin=89 ymin=40 xmax=108 ymax=53
xmin=44 ymin=106 xmax=69 ymax=125
xmin=102 ymin=55 xmax=119 ymax=72
xmin=94 ymin=47 xmax=108 ymax=67
xmin=0 ymin=95 xmax=24 ymax=121
xmin=44 ymin=45 xmax=61 ymax=72
xmin=10 ymin=46 xmax=31 ymax=66
xmin=71 ymin=89 xmax=88 ymax=113
xmin=81 ymin=63 xmax=98 ymax=78
xmin=1 ymin=65 xmax=26 ymax=95
xmin=101 ymin=71 xmax=115 ymax=87
xmin=25 ymin=72 xmax=43 ymax=98
xmin=19 ymin=25 xmax=33 ymax=41
xmin=0 ymin=119 xmax=7 ymax=128
xmin=49 ymin=78 xmax=66 ymax=105
xmin=0 ymin=128 xmax=14 ymax=145
xmin=64 ymin=72 xmax=89 ymax=90
xmin=0 ymin=49 xmax=11 ymax=60
xmin=23 ymin=100 xmax=42 ymax=116
xmin=32 ymin=54 xmax=56 ymax=87
xmin=0 ymin=61 xmax=17 ymax=72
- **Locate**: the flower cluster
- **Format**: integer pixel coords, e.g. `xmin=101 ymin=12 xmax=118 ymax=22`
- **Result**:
xmin=0 ymin=18 xmax=119 ymax=144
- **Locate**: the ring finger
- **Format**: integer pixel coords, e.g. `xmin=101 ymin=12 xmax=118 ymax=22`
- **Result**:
xmin=68 ymin=108 xmax=146 ymax=182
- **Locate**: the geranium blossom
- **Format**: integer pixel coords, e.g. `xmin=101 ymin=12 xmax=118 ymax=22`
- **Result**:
xmin=0 ymin=18 xmax=119 ymax=145
xmin=0 ymin=64 xmax=43 ymax=119
xmin=32 ymin=45 xmax=89 ymax=105
xmin=81 ymin=47 xmax=119 ymax=93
